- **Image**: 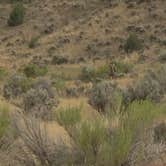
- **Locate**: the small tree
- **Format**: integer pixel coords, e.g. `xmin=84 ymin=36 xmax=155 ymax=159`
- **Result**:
xmin=8 ymin=3 xmax=25 ymax=26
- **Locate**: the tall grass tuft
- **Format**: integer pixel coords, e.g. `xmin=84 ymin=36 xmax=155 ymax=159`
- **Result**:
xmin=55 ymin=106 xmax=82 ymax=129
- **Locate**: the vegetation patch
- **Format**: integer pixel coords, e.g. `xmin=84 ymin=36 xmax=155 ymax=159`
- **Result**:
xmin=3 ymin=74 xmax=32 ymax=99
xmin=54 ymin=100 xmax=166 ymax=166
xmin=110 ymin=60 xmax=133 ymax=77
xmin=56 ymin=106 xmax=82 ymax=129
xmin=124 ymin=33 xmax=142 ymax=53
xmin=23 ymin=64 xmax=48 ymax=78
xmin=23 ymin=79 xmax=58 ymax=120
xmin=0 ymin=67 xmax=8 ymax=81
xmin=80 ymin=65 xmax=110 ymax=82
xmin=8 ymin=3 xmax=25 ymax=26
xmin=29 ymin=36 xmax=40 ymax=49
xmin=89 ymin=81 xmax=122 ymax=113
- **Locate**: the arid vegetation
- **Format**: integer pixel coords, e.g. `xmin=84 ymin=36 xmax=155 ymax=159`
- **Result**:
xmin=0 ymin=0 xmax=165 ymax=165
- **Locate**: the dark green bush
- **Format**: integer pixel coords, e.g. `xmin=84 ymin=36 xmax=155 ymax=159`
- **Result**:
xmin=23 ymin=64 xmax=48 ymax=78
xmin=8 ymin=3 xmax=25 ymax=26
xmin=124 ymin=33 xmax=142 ymax=53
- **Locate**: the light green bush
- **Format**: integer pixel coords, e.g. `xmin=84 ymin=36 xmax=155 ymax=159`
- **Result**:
xmin=124 ymin=33 xmax=142 ymax=53
xmin=52 ymin=77 xmax=66 ymax=94
xmin=56 ymin=106 xmax=82 ymax=129
xmin=99 ymin=100 xmax=166 ymax=166
xmin=73 ymin=119 xmax=106 ymax=165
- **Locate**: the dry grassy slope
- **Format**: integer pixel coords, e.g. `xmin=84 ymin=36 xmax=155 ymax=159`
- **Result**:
xmin=0 ymin=0 xmax=165 ymax=126
xmin=0 ymin=0 xmax=165 ymax=70
xmin=0 ymin=1 xmax=165 ymax=165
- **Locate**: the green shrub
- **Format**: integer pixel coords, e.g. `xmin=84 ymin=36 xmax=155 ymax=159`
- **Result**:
xmin=124 ymin=33 xmax=142 ymax=53
xmin=29 ymin=36 xmax=40 ymax=49
xmin=23 ymin=64 xmax=48 ymax=78
xmin=80 ymin=65 xmax=110 ymax=82
xmin=101 ymin=124 xmax=133 ymax=166
xmin=52 ymin=78 xmax=66 ymax=94
xmin=69 ymin=100 xmax=161 ymax=165
xmin=95 ymin=65 xmax=110 ymax=79
xmin=56 ymin=106 xmax=82 ymax=129
xmin=73 ymin=120 xmax=106 ymax=165
xmin=8 ymin=3 xmax=25 ymax=26
xmin=109 ymin=60 xmax=133 ymax=77
xmin=98 ymin=100 xmax=166 ymax=166
xmin=50 ymin=73 xmax=67 ymax=95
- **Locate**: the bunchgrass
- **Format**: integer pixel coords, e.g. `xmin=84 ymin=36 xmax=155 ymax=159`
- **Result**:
xmin=55 ymin=106 xmax=82 ymax=129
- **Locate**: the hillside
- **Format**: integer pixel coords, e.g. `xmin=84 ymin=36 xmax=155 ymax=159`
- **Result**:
xmin=0 ymin=0 xmax=165 ymax=166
